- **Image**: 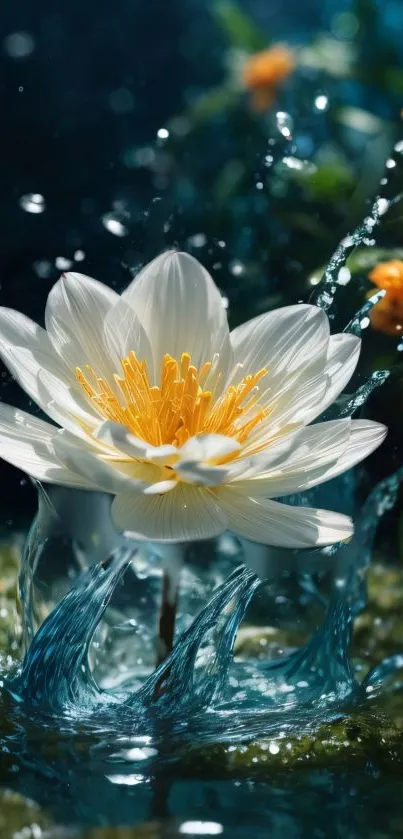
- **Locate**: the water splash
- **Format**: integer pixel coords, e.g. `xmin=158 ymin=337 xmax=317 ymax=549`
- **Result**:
xmin=311 ymin=141 xmax=403 ymax=317
xmin=3 ymin=464 xmax=403 ymax=750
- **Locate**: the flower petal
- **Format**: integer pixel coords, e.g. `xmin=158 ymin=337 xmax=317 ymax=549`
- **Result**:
xmin=0 ymin=404 xmax=92 ymax=487
xmin=45 ymin=272 xmax=118 ymax=375
xmin=179 ymin=433 xmax=241 ymax=463
xmin=95 ymin=420 xmax=149 ymax=458
xmin=232 ymin=419 xmax=352 ymax=488
xmin=177 ymin=461 xmax=231 ymax=487
xmin=102 ymin=297 xmax=155 ymax=379
xmin=236 ymin=419 xmax=386 ymax=497
xmin=230 ymin=304 xmax=330 ymax=382
xmin=95 ymin=421 xmax=179 ymax=466
xmin=121 ymin=252 xmax=233 ymax=385
xmin=316 ymin=333 xmax=361 ymax=417
xmin=228 ymin=304 xmax=332 ymax=440
xmin=111 ymin=483 xmax=227 ymax=541
xmin=52 ymin=431 xmax=147 ymax=494
xmin=0 ymin=308 xmax=77 ymax=420
xmin=143 ymin=480 xmax=177 ymax=495
xmin=218 ymin=490 xmax=353 ymax=547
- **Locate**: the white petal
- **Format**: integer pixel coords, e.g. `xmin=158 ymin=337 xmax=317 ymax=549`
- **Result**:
xmin=238 ymin=420 xmax=387 ymax=497
xmin=0 ymin=308 xmax=77 ymax=421
xmin=316 ymin=333 xmax=361 ymax=417
xmin=230 ymin=304 xmax=329 ymax=382
xmin=111 ymin=483 xmax=227 ymax=541
xmin=145 ymin=445 xmax=179 ymax=466
xmin=238 ymin=367 xmax=329 ymax=457
xmin=321 ymin=420 xmax=386 ymax=480
xmin=95 ymin=420 xmax=149 ymax=458
xmin=143 ymin=480 xmax=177 ymax=495
xmin=45 ymin=272 xmax=118 ymax=375
xmin=0 ymin=404 xmax=92 ymax=487
xmin=95 ymin=421 xmax=179 ymax=465
xmin=218 ymin=490 xmax=353 ymax=547
xmin=52 ymin=431 xmax=147 ymax=494
xmin=177 ymin=461 xmax=231 ymax=487
xmin=37 ymin=367 xmax=102 ymax=433
xmin=179 ymin=433 xmax=241 ymax=463
xmin=102 ymin=297 xmax=155 ymax=379
xmin=234 ymin=419 xmax=351 ymax=488
xmin=121 ymin=252 xmax=233 ymax=385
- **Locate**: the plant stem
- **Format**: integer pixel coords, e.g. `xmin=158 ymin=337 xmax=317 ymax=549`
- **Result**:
xmin=156 ymin=543 xmax=184 ymax=667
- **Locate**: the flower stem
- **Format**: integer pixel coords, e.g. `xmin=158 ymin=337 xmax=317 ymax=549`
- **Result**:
xmin=156 ymin=544 xmax=184 ymax=667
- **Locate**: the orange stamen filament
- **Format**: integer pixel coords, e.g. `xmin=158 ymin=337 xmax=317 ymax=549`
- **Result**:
xmin=75 ymin=352 xmax=269 ymax=451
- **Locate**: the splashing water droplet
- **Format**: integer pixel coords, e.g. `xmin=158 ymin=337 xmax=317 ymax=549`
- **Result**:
xmin=276 ymin=111 xmax=293 ymax=140
xmin=314 ymin=94 xmax=329 ymax=111
xmin=33 ymin=260 xmax=52 ymax=279
xmin=337 ymin=267 xmax=351 ymax=286
xmin=102 ymin=213 xmax=128 ymax=237
xmin=179 ymin=823 xmax=223 ymax=836
xmin=55 ymin=256 xmax=73 ymax=271
xmin=19 ymin=193 xmax=45 ymax=214
xmin=188 ymin=233 xmax=207 ymax=248
xmin=229 ymin=260 xmax=245 ymax=276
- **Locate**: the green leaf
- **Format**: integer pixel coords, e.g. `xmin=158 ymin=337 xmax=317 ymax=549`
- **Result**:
xmin=213 ymin=1 xmax=267 ymax=52
xmin=185 ymin=86 xmax=239 ymax=127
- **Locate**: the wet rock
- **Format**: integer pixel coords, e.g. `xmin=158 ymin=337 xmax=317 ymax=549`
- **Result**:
xmin=182 ymin=712 xmax=403 ymax=777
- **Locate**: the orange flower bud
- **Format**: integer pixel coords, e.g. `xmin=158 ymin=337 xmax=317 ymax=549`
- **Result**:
xmin=242 ymin=45 xmax=295 ymax=112
xmin=368 ymin=260 xmax=403 ymax=334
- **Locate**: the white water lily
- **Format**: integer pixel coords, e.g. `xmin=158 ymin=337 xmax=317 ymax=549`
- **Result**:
xmin=0 ymin=251 xmax=386 ymax=548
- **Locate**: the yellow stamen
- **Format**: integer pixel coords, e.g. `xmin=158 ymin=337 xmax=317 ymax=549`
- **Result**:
xmin=75 ymin=352 xmax=269 ymax=450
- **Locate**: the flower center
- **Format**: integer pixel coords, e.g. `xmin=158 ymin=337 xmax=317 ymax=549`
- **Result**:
xmin=76 ymin=352 xmax=268 ymax=449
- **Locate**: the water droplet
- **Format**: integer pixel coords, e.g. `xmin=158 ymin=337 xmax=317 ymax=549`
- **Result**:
xmin=314 ymin=94 xmax=329 ymax=111
xmin=276 ymin=111 xmax=293 ymax=139
xmin=157 ymin=127 xmax=169 ymax=140
xmin=74 ymin=249 xmax=85 ymax=262
xmin=269 ymin=742 xmax=280 ymax=755
xmin=19 ymin=193 xmax=45 ymax=214
xmin=386 ymin=158 xmax=396 ymax=169
xmin=394 ymin=140 xmax=403 ymax=153
xmin=179 ymin=823 xmax=223 ymax=836
xmin=337 ymin=266 xmax=351 ymax=285
xmin=3 ymin=31 xmax=35 ymax=58
xmin=33 ymin=260 xmax=52 ymax=278
xmin=374 ymin=197 xmax=389 ymax=216
xmin=55 ymin=256 xmax=73 ymax=271
xmin=102 ymin=213 xmax=128 ymax=237
xmin=188 ymin=233 xmax=207 ymax=248
xmin=229 ymin=260 xmax=245 ymax=276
